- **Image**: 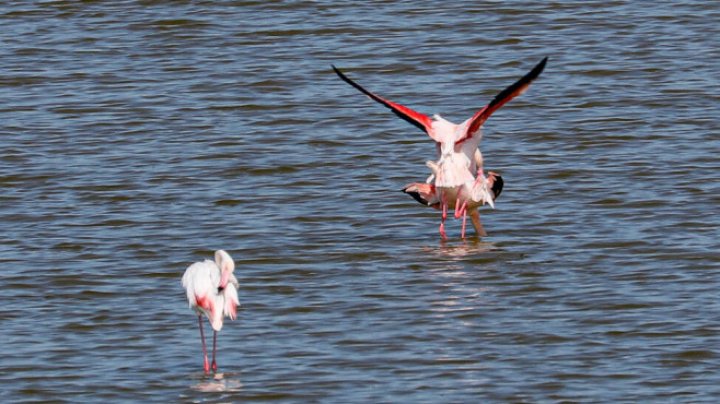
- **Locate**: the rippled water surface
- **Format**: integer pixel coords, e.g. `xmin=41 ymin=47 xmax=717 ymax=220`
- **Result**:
xmin=2 ymin=1 xmax=719 ymax=402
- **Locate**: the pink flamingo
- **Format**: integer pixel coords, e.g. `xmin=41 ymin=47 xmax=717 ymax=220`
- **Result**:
xmin=182 ymin=250 xmax=240 ymax=374
xmin=333 ymin=57 xmax=547 ymax=239
xmin=402 ymin=170 xmax=504 ymax=238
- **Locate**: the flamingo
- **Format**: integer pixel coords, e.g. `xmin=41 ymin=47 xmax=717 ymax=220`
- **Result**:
xmin=402 ymin=170 xmax=504 ymax=238
xmin=182 ymin=249 xmax=240 ymax=374
xmin=333 ymin=57 xmax=547 ymax=239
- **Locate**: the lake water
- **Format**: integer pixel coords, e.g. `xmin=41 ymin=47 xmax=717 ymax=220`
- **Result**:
xmin=2 ymin=1 xmax=719 ymax=402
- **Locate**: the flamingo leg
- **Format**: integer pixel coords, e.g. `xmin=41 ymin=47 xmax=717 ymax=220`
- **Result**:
xmin=211 ymin=331 xmax=218 ymax=372
xmin=461 ymin=206 xmax=468 ymax=239
xmin=439 ymin=194 xmax=448 ymax=240
xmin=198 ymin=316 xmax=210 ymax=374
xmin=450 ymin=198 xmax=468 ymax=238
xmin=454 ymin=199 xmax=467 ymax=219
xmin=469 ymin=209 xmax=488 ymax=238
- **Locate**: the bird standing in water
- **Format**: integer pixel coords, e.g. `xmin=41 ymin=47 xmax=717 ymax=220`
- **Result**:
xmin=182 ymin=250 xmax=240 ymax=374
xmin=333 ymin=57 xmax=547 ymax=239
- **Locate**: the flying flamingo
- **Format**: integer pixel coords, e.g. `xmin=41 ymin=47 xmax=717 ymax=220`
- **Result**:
xmin=333 ymin=57 xmax=547 ymax=239
xmin=182 ymin=249 xmax=240 ymax=374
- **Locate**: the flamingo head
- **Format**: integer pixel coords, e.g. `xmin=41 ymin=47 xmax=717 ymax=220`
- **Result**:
xmin=401 ymin=182 xmax=437 ymax=207
xmin=487 ymin=171 xmax=504 ymax=200
xmin=214 ymin=249 xmax=235 ymax=291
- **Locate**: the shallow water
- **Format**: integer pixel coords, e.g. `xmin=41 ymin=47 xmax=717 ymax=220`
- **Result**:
xmin=1 ymin=1 xmax=719 ymax=402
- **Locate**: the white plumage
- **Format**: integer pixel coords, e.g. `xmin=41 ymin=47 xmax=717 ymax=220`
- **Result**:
xmin=182 ymin=251 xmax=239 ymax=331
xmin=182 ymin=249 xmax=239 ymax=373
xmin=428 ymin=115 xmax=481 ymax=189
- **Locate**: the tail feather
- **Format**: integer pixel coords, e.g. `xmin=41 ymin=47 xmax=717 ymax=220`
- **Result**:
xmin=223 ymin=284 xmax=240 ymax=321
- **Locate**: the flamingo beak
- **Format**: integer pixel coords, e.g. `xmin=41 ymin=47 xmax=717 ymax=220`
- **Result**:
xmin=488 ymin=172 xmax=504 ymax=200
xmin=218 ymin=271 xmax=229 ymax=292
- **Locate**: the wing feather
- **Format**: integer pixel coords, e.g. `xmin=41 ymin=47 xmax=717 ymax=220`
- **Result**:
xmin=457 ymin=57 xmax=548 ymax=145
xmin=333 ymin=65 xmax=438 ymax=141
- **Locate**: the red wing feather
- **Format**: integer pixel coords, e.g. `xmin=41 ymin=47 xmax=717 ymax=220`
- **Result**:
xmin=458 ymin=57 xmax=548 ymax=145
xmin=332 ymin=65 xmax=434 ymax=137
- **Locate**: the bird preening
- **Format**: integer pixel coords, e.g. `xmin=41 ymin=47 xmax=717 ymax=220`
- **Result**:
xmin=333 ymin=57 xmax=547 ymax=239
xmin=182 ymin=250 xmax=240 ymax=374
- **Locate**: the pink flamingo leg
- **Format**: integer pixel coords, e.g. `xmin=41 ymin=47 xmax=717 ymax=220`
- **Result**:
xmin=198 ymin=316 xmax=210 ymax=374
xmin=461 ymin=207 xmax=468 ymax=238
xmin=211 ymin=331 xmax=218 ymax=372
xmin=455 ymin=199 xmax=467 ymax=219
xmin=439 ymin=196 xmax=448 ymax=240
xmin=451 ymin=198 xmax=468 ymax=238
xmin=470 ymin=210 xmax=488 ymax=237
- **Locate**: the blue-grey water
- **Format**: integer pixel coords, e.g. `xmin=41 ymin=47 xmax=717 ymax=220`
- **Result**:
xmin=2 ymin=1 xmax=719 ymax=402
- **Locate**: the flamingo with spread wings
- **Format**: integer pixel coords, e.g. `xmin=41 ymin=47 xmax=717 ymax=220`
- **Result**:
xmin=333 ymin=57 xmax=547 ymax=239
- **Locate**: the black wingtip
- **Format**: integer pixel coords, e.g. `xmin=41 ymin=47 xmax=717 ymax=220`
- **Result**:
xmin=532 ymin=56 xmax=548 ymax=79
xmin=332 ymin=64 xmax=353 ymax=84
xmin=486 ymin=56 xmax=548 ymax=111
xmin=518 ymin=56 xmax=548 ymax=89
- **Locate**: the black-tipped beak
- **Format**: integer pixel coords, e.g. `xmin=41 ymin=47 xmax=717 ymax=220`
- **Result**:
xmin=492 ymin=175 xmax=504 ymax=200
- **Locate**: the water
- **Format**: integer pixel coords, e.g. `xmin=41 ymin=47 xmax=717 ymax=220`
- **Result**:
xmin=1 ymin=1 xmax=719 ymax=402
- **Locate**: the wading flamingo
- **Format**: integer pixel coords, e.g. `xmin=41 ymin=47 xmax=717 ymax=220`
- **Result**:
xmin=333 ymin=57 xmax=547 ymax=239
xmin=402 ymin=170 xmax=504 ymax=238
xmin=182 ymin=249 xmax=239 ymax=374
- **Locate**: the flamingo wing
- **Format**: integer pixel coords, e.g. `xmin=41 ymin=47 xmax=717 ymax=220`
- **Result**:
xmin=182 ymin=260 xmax=220 ymax=311
xmin=332 ymin=65 xmax=438 ymax=141
xmin=457 ymin=57 xmax=548 ymax=145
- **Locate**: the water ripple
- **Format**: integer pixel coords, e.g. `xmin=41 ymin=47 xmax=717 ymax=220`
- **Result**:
xmin=1 ymin=1 xmax=719 ymax=402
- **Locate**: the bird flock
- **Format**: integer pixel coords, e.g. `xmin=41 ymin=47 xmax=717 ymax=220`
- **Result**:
xmin=182 ymin=57 xmax=547 ymax=374
xmin=333 ymin=57 xmax=547 ymax=239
